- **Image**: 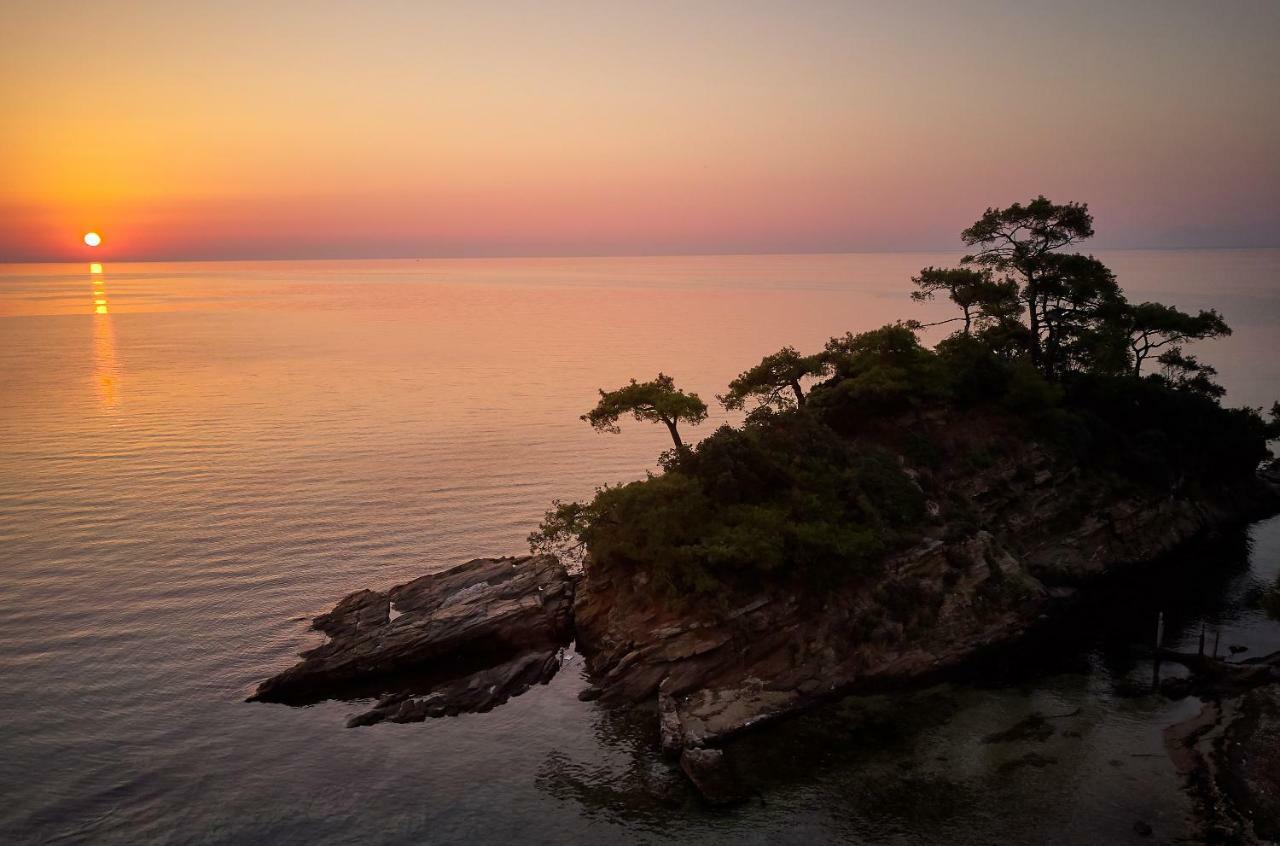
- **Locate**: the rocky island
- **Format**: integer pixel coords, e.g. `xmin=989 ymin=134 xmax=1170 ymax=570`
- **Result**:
xmin=251 ymin=199 xmax=1280 ymax=835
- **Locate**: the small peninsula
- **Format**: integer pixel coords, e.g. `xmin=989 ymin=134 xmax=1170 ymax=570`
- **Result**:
xmin=252 ymin=199 xmax=1280 ymax=836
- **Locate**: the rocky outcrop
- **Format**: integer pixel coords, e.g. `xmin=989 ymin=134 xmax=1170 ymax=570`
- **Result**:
xmin=572 ymin=440 xmax=1280 ymax=756
xmin=251 ymin=439 xmax=1278 ymax=804
xmin=249 ymin=555 xmax=574 ymax=713
xmin=576 ymin=528 xmax=1049 ymax=751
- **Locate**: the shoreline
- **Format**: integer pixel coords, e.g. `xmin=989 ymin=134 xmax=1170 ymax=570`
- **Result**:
xmin=251 ymin=450 xmax=1280 ymax=805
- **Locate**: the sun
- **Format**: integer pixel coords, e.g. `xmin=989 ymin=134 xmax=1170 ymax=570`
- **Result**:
xmin=84 ymin=232 xmax=102 ymax=247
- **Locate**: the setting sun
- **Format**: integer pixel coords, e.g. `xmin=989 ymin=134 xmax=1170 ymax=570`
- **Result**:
xmin=83 ymin=232 xmax=101 ymax=247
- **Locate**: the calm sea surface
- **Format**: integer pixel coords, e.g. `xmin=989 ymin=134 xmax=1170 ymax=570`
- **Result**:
xmin=1 ymin=251 xmax=1278 ymax=844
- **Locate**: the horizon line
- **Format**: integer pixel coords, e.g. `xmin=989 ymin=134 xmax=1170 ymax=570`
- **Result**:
xmin=5 ymin=243 xmax=1280 ymax=266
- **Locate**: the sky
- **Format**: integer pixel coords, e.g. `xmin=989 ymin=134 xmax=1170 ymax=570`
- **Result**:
xmin=2 ymin=0 xmax=1278 ymax=262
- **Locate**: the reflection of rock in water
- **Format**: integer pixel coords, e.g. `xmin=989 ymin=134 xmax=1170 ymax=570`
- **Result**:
xmin=725 ymin=687 xmax=982 ymax=824
xmin=536 ymin=704 xmax=693 ymax=824
xmin=347 ymin=648 xmax=563 ymax=726
xmin=536 ymin=685 xmax=986 ymax=823
xmin=1260 ymin=576 xmax=1280 ymax=621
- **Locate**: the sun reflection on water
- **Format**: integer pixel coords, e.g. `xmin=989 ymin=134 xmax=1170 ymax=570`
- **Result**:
xmin=91 ymin=263 xmax=120 ymax=407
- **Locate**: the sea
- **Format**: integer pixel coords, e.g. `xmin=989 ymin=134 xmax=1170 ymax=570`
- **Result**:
xmin=1 ymin=250 xmax=1278 ymax=844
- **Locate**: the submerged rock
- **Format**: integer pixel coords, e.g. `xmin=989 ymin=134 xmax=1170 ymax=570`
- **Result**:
xmin=1219 ymin=683 xmax=1280 ymax=843
xmin=249 ymin=555 xmax=574 ymax=711
xmin=1163 ymin=654 xmax=1280 ymax=844
xmin=678 ymin=747 xmax=747 ymax=806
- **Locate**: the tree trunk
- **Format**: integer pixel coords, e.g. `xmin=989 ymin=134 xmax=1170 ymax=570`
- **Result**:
xmin=790 ymin=381 xmax=806 ymax=407
xmin=1024 ymin=269 xmax=1042 ymax=367
xmin=663 ymin=419 xmax=685 ymax=451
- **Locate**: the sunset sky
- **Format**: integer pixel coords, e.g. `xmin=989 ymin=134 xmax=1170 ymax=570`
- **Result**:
xmin=3 ymin=0 xmax=1278 ymax=262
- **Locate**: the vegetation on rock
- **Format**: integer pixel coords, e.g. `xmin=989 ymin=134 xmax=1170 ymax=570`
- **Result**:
xmin=533 ymin=198 xmax=1279 ymax=600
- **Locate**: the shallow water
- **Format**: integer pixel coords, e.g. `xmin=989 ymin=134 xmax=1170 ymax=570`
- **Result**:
xmin=1 ymin=252 xmax=1278 ymax=844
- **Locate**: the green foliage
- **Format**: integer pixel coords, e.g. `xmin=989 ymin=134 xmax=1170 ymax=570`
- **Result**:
xmin=719 ymin=346 xmax=829 ymax=411
xmin=1000 ymin=360 xmax=1064 ymax=414
xmin=581 ymin=373 xmax=708 ymax=450
xmin=809 ymin=324 xmax=948 ymax=428
xmin=533 ymin=413 xmax=924 ymax=598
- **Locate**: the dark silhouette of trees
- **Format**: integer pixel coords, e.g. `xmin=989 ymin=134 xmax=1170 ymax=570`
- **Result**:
xmin=1034 ymin=253 xmax=1125 ymax=377
xmin=582 ymin=373 xmax=708 ymax=451
xmin=811 ymin=324 xmax=948 ymax=421
xmin=719 ymin=346 xmax=829 ymax=411
xmin=952 ymin=197 xmax=1232 ymax=382
xmin=539 ymin=196 xmax=1276 ymax=600
xmin=911 ymin=266 xmax=1022 ymax=337
xmin=1157 ymin=347 xmax=1226 ymax=398
xmin=1123 ymin=302 xmax=1231 ymax=376
xmin=960 ymin=196 xmax=1095 ymax=369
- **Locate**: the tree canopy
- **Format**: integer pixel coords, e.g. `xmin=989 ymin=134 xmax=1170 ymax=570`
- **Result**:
xmin=961 ymin=196 xmax=1095 ymax=267
xmin=960 ymin=196 xmax=1096 ymax=370
xmin=809 ymin=324 xmax=948 ymax=425
xmin=537 ymin=196 xmax=1274 ymax=602
xmin=1123 ymin=302 xmax=1231 ymax=376
xmin=581 ymin=373 xmax=708 ymax=451
xmin=897 ymin=197 xmax=1235 ymax=386
xmin=719 ymin=346 xmax=828 ymax=411
xmin=910 ymin=266 xmax=1021 ymax=336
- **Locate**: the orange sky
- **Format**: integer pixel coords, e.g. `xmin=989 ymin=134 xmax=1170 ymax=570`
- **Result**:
xmin=3 ymin=1 xmax=1278 ymax=262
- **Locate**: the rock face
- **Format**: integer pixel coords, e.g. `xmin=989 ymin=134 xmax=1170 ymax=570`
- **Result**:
xmin=249 ymin=555 xmax=574 ymax=713
xmin=572 ymin=435 xmax=1280 ymax=754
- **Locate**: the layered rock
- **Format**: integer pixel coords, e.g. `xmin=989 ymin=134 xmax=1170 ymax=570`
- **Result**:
xmin=572 ymin=437 xmax=1280 ymax=754
xmin=249 ymin=555 xmax=574 ymax=713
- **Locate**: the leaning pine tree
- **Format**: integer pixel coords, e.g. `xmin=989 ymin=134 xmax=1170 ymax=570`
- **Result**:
xmin=581 ymin=373 xmax=708 ymax=451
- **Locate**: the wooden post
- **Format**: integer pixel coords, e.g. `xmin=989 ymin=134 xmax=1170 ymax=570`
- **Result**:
xmin=1212 ymin=629 xmax=1221 ymax=659
xmin=1198 ymin=623 xmax=1205 ymax=657
xmin=1152 ymin=611 xmax=1165 ymax=689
